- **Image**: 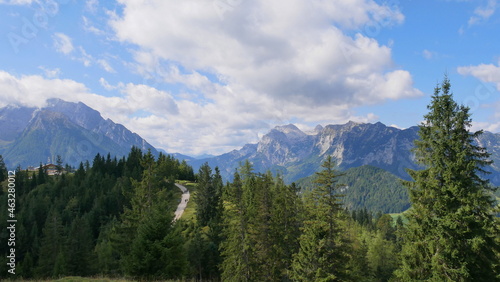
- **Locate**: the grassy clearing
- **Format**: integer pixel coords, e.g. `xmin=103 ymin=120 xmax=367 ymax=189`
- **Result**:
xmin=388 ymin=210 xmax=409 ymax=225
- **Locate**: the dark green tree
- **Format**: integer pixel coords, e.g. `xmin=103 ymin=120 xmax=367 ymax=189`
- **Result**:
xmin=94 ymin=219 xmax=120 ymax=276
xmin=397 ymin=77 xmax=500 ymax=281
xmin=195 ymin=163 xmax=217 ymax=226
xmin=37 ymin=163 xmax=46 ymax=186
xmin=124 ymin=198 xmax=187 ymax=279
xmin=36 ymin=209 xmax=66 ymax=277
xmin=64 ymin=215 xmax=95 ymax=276
xmin=186 ymin=225 xmax=221 ymax=280
xmin=55 ymin=155 xmax=64 ymax=176
xmin=220 ymin=165 xmax=255 ymax=282
xmin=0 ymin=155 xmax=7 ymax=182
xmin=291 ymin=156 xmax=351 ymax=281
xmin=366 ymin=231 xmax=398 ymax=281
xmin=269 ymin=176 xmax=302 ymax=280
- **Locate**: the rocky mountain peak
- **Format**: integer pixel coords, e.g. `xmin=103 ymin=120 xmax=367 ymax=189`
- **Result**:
xmin=306 ymin=124 xmax=324 ymax=135
xmin=275 ymin=124 xmax=304 ymax=134
xmin=0 ymin=99 xmax=158 ymax=168
xmin=45 ymin=98 xmax=103 ymax=129
xmin=28 ymin=109 xmax=73 ymax=130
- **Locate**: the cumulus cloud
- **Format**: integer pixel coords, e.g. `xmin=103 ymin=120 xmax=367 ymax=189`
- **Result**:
xmin=0 ymin=70 xmax=89 ymax=108
xmin=110 ymin=0 xmax=420 ymax=109
xmin=122 ymin=83 xmax=179 ymax=116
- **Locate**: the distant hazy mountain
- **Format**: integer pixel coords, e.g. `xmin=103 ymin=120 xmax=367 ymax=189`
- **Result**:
xmin=185 ymin=121 xmax=500 ymax=186
xmin=0 ymin=99 xmax=158 ymax=168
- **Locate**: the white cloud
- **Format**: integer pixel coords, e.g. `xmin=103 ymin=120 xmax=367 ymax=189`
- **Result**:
xmin=76 ymin=46 xmax=93 ymax=67
xmin=458 ymin=60 xmax=500 ymax=90
xmin=97 ymin=59 xmax=115 ymax=73
xmin=53 ymin=33 xmax=74 ymax=55
xmin=389 ymin=124 xmax=405 ymax=130
xmin=82 ymin=16 xmax=105 ymax=35
xmin=111 ymin=0 xmax=420 ymax=106
xmin=99 ymin=77 xmax=119 ymax=90
xmin=53 ymin=32 xmax=111 ymax=70
xmin=422 ymin=49 xmax=436 ymax=60
xmin=122 ymin=83 xmax=179 ymax=116
xmin=471 ymin=121 xmax=500 ymax=133
xmin=468 ymin=0 xmax=498 ymax=26
xmin=458 ymin=61 xmax=500 ymax=135
xmin=0 ymin=0 xmax=37 ymax=5
xmin=0 ymin=70 xmax=89 ymax=108
xmin=38 ymin=66 xmax=61 ymax=78
xmin=85 ymin=0 xmax=98 ymax=13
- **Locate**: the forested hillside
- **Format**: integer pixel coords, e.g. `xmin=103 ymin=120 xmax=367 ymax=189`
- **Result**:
xmin=0 ymin=148 xmax=195 ymax=280
xmin=296 ymin=165 xmax=410 ymax=213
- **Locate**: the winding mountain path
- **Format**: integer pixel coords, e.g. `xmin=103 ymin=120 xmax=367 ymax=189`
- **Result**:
xmin=174 ymin=183 xmax=190 ymax=221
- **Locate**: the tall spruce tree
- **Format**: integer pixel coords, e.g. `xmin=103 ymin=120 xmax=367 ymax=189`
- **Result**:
xmin=269 ymin=176 xmax=302 ymax=280
xmin=291 ymin=156 xmax=351 ymax=281
xmin=36 ymin=208 xmax=66 ymax=277
xmin=220 ymin=170 xmax=252 ymax=281
xmin=195 ymin=163 xmax=217 ymax=226
xmin=397 ymin=77 xmax=500 ymax=281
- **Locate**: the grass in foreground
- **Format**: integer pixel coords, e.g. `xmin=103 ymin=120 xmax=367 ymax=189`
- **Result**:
xmin=9 ymin=276 xmax=201 ymax=282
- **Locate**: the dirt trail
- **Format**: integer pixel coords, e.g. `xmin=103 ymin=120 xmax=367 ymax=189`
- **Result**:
xmin=174 ymin=183 xmax=190 ymax=221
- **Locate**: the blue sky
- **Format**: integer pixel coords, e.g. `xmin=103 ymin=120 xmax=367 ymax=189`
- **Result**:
xmin=0 ymin=0 xmax=499 ymax=156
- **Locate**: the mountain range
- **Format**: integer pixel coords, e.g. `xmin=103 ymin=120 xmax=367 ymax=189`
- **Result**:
xmin=0 ymin=99 xmax=158 ymax=168
xmin=2 ymin=98 xmax=497 ymax=186
xmin=2 ymin=99 xmax=499 ymax=212
xmin=186 ymin=122 xmax=500 ymax=186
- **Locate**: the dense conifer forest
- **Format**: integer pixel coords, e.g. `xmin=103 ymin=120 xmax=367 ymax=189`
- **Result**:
xmin=0 ymin=78 xmax=499 ymax=281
